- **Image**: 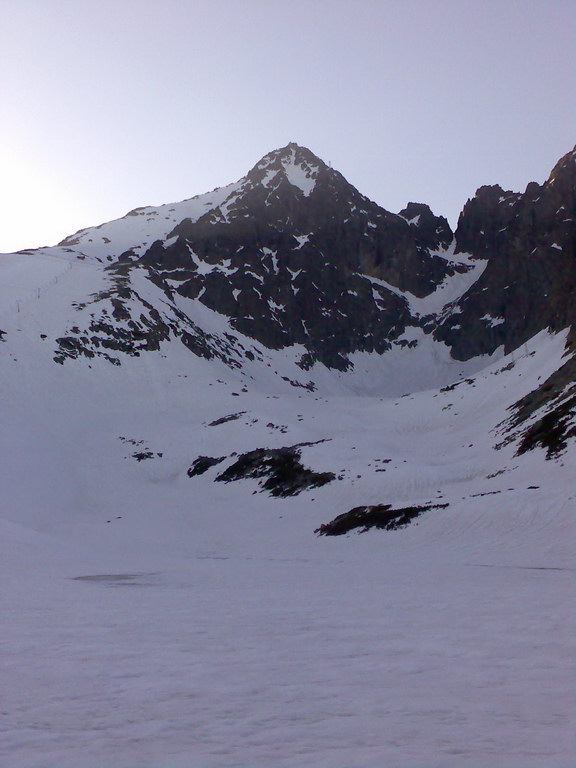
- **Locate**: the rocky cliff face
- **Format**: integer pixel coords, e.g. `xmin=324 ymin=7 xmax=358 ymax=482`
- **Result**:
xmin=434 ymin=146 xmax=575 ymax=359
xmin=398 ymin=202 xmax=453 ymax=253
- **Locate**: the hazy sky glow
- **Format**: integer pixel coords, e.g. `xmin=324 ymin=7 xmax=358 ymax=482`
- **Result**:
xmin=1 ymin=0 xmax=574 ymax=252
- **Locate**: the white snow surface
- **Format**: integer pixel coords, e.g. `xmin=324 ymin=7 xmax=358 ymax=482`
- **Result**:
xmin=400 ymin=213 xmax=421 ymax=225
xmin=1 ymin=247 xmax=575 ymax=768
xmin=36 ymin=181 xmax=241 ymax=260
xmin=361 ymin=243 xmax=488 ymax=320
xmin=259 ymin=157 xmax=316 ymax=197
xmin=256 ymin=146 xmax=318 ymax=198
xmin=282 ymin=155 xmax=317 ymax=196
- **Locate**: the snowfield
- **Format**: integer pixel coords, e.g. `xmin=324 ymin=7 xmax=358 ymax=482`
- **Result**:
xmin=1 ymin=247 xmax=574 ymax=768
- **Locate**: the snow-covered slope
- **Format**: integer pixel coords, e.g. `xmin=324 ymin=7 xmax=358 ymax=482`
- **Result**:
xmin=51 ymin=182 xmax=242 ymax=260
xmin=1 ymin=145 xmax=575 ymax=768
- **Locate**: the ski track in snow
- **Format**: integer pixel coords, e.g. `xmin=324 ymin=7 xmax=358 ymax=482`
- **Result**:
xmin=1 ymin=248 xmax=575 ymax=768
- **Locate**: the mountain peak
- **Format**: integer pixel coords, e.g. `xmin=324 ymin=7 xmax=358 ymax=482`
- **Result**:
xmin=247 ymin=143 xmax=328 ymax=197
xmin=257 ymin=142 xmax=326 ymax=167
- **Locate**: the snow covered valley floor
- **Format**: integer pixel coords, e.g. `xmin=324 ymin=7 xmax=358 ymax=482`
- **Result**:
xmin=3 ymin=527 xmax=574 ymax=768
xmin=1 ymin=254 xmax=575 ymax=767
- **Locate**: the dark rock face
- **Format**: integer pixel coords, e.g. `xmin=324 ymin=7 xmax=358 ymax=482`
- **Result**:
xmin=207 ymin=412 xmax=246 ymax=427
xmin=315 ymin=502 xmax=449 ymax=535
xmin=452 ymin=185 xmax=523 ymax=260
xmin=51 ymin=263 xmax=262 ymax=370
xmin=140 ymin=144 xmax=455 ymax=369
xmin=398 ymin=202 xmax=453 ymax=252
xmin=434 ymin=147 xmax=576 ymax=360
xmin=214 ymin=443 xmax=336 ymax=497
xmin=497 ymin=350 xmax=576 ymax=458
xmin=516 ymin=391 xmax=576 ymax=458
xmin=187 ymin=456 xmax=226 ymax=477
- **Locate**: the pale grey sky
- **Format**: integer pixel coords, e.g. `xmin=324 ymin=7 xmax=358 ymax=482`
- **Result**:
xmin=1 ymin=0 xmax=574 ymax=252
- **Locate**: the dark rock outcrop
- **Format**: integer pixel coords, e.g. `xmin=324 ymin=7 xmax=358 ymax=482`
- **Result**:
xmin=214 ymin=442 xmax=336 ymax=497
xmin=187 ymin=456 xmax=226 ymax=477
xmin=434 ymin=146 xmax=576 ymax=360
xmin=497 ymin=349 xmax=576 ymax=458
xmin=398 ymin=202 xmax=453 ymax=252
xmin=316 ymin=502 xmax=449 ymax=535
